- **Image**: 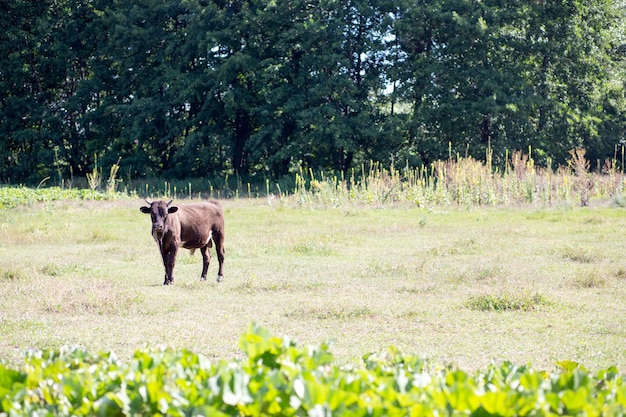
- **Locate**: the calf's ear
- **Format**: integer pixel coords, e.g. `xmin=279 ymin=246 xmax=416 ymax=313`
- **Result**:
xmin=140 ymin=207 xmax=151 ymax=213
xmin=168 ymin=206 xmax=179 ymax=214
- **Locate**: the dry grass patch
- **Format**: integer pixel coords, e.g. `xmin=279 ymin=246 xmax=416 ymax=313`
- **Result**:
xmin=78 ymin=229 xmax=118 ymax=243
xmin=232 ymin=275 xmax=323 ymax=293
xmin=40 ymin=263 xmax=91 ymax=277
xmin=560 ymin=245 xmax=599 ymax=263
xmin=473 ymin=265 xmax=503 ymax=281
xmin=362 ymin=260 xmax=426 ymax=279
xmin=0 ymin=268 xmax=28 ymax=281
xmin=285 ymin=305 xmax=374 ymax=320
xmin=289 ymin=241 xmax=336 ymax=256
xmin=40 ymin=280 xmax=143 ymax=315
xmin=395 ymin=283 xmax=439 ymax=294
xmin=572 ymin=270 xmax=607 ymax=289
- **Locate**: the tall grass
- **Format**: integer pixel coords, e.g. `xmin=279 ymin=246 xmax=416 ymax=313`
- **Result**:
xmin=129 ymin=147 xmax=625 ymax=208
xmin=7 ymin=147 xmax=623 ymax=208
xmin=288 ymin=147 xmax=625 ymax=208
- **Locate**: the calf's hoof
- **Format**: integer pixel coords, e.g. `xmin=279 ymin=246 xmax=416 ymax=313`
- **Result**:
xmin=216 ymin=275 xmax=224 ymax=283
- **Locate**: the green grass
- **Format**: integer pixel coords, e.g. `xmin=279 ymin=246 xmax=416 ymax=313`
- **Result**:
xmin=466 ymin=292 xmax=552 ymax=312
xmin=0 ymin=198 xmax=626 ymax=373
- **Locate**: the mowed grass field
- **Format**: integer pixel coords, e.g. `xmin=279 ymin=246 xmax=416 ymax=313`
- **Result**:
xmin=0 ymin=198 xmax=625 ymax=372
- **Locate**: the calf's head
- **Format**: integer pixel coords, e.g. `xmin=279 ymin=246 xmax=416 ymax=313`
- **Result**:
xmin=140 ymin=199 xmax=178 ymax=239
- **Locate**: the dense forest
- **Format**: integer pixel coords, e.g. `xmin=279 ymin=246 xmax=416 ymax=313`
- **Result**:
xmin=1 ymin=0 xmax=625 ymax=185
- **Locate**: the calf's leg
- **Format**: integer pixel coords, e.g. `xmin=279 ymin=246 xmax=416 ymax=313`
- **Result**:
xmin=213 ymin=232 xmax=225 ymax=282
xmin=164 ymin=246 xmax=178 ymax=285
xmin=159 ymin=248 xmax=169 ymax=285
xmin=199 ymin=244 xmax=211 ymax=281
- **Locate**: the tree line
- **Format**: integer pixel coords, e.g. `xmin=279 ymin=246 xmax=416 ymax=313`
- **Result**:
xmin=1 ymin=0 xmax=625 ymax=185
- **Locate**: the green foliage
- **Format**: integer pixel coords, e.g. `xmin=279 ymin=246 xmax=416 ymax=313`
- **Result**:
xmin=2 ymin=325 xmax=626 ymax=416
xmin=466 ymin=292 xmax=552 ymax=312
xmin=0 ymin=186 xmax=129 ymax=209
xmin=392 ymin=0 xmax=626 ymax=166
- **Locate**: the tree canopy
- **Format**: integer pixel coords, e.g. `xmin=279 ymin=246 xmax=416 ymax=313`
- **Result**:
xmin=1 ymin=0 xmax=625 ymax=184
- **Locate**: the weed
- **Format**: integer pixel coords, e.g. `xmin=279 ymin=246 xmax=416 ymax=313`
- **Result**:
xmin=278 ymin=148 xmax=625 ymax=209
xmin=573 ymin=271 xmax=606 ymax=289
xmin=86 ymin=155 xmax=102 ymax=191
xmin=397 ymin=310 xmax=423 ymax=319
xmin=583 ymin=216 xmax=605 ymax=225
xmin=289 ymin=241 xmax=335 ymax=256
xmin=396 ymin=285 xmax=423 ymax=294
xmin=611 ymin=193 xmax=626 ymax=208
xmin=1 ymin=269 xmax=28 ymax=281
xmin=40 ymin=264 xmax=62 ymax=277
xmin=466 ymin=292 xmax=551 ymax=312
xmin=448 ymin=238 xmax=480 ymax=255
xmin=179 ymin=254 xmax=200 ymax=265
xmin=396 ymin=283 xmax=439 ymax=294
xmin=0 ymin=318 xmax=44 ymax=332
xmin=285 ymin=306 xmax=373 ymax=320
xmin=234 ymin=276 xmax=322 ymax=293
xmin=560 ymin=245 xmax=598 ymax=263
xmin=40 ymin=263 xmax=90 ymax=277
xmin=84 ymin=230 xmax=116 ymax=243
xmin=473 ymin=266 xmax=501 ymax=281
xmin=106 ymin=158 xmax=121 ymax=194
xmin=362 ymin=261 xmax=421 ymax=278
xmin=233 ymin=275 xmax=259 ymax=293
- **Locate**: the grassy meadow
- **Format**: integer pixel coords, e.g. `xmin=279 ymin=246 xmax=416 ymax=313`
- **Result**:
xmin=1 ymin=195 xmax=625 ymax=372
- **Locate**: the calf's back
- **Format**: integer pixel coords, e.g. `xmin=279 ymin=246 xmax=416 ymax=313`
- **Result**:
xmin=176 ymin=201 xmax=224 ymax=249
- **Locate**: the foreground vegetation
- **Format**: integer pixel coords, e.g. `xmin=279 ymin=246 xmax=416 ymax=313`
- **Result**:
xmin=2 ymin=325 xmax=626 ymax=416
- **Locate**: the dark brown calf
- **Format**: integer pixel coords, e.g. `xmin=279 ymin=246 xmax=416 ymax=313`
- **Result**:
xmin=140 ymin=199 xmax=225 ymax=285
